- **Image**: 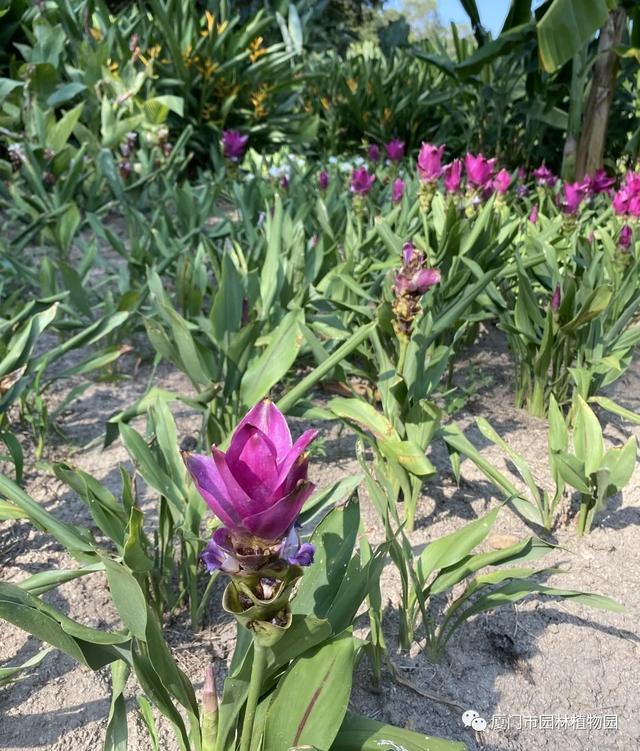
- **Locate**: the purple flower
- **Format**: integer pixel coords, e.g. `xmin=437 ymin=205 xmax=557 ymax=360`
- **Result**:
xmin=185 ymin=400 xmax=318 ymax=543
xmin=417 ymin=143 xmax=445 ymax=182
xmin=517 ymin=166 xmax=527 ymax=181
xmin=351 ymin=166 xmax=376 ymax=195
xmin=619 ymin=224 xmax=632 ymax=249
xmin=533 ymin=164 xmax=557 ymax=188
xmin=443 ymin=159 xmax=462 ymax=193
xmin=465 ymin=153 xmax=496 ymax=188
xmin=318 ymin=170 xmax=329 ymax=190
xmin=221 ymin=130 xmax=248 ymax=162
xmin=280 ymin=175 xmax=289 ymax=190
xmin=583 ymin=168 xmax=614 ymax=196
xmin=394 ymin=245 xmax=441 ymax=295
xmin=551 ymin=283 xmax=561 ymax=311
xmin=279 ymin=526 xmax=315 ymax=566
xmin=529 ymin=203 xmax=539 ymax=224
xmin=402 ymin=241 xmax=416 ymax=264
xmin=492 ymin=168 xmax=511 ymax=194
xmin=385 ymin=138 xmax=405 ymax=162
xmin=563 ymin=181 xmax=586 ymax=214
xmin=391 ymin=177 xmax=405 ymax=203
xmin=412 ymin=268 xmax=442 ymax=293
xmin=368 ymin=143 xmax=380 ymax=163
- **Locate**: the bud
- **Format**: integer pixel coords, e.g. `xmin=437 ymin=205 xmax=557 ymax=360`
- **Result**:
xmin=201 ymin=664 xmax=218 ymax=751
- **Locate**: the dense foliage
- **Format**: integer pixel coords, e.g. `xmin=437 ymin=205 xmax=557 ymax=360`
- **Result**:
xmin=1 ymin=2 xmax=638 ymax=750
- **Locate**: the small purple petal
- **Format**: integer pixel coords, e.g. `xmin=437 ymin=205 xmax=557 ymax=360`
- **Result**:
xmin=289 ymin=543 xmax=315 ymax=567
xmin=202 ymin=532 xmax=241 ymax=573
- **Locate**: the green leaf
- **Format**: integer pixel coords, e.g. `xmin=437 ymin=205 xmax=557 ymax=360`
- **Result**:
xmin=0 ymin=646 xmax=53 ymax=687
xmin=102 ymin=558 xmax=148 ymax=640
xmin=19 ymin=563 xmax=104 ymax=596
xmin=554 ymin=452 xmax=590 ymax=493
xmin=589 ymin=396 xmax=640 ymax=425
xmin=332 ymin=712 xmax=467 ymax=751
xmin=263 ymin=632 xmax=355 ymax=751
xmin=104 ymin=661 xmax=130 ymax=751
xmin=328 ymin=397 xmax=399 ymax=442
xmin=0 ymin=473 xmax=96 ymax=561
xmin=292 ymin=502 xmax=360 ymax=622
xmin=48 ymin=102 xmax=84 ymax=151
xmin=0 ymin=582 xmax=127 ymax=670
xmin=538 ymin=0 xmax=609 ymax=73
xmin=379 ymin=439 xmax=436 ymax=476
xmin=573 ymin=396 xmax=604 ymax=476
xmin=415 ymin=506 xmax=500 ymax=589
xmin=240 ymin=309 xmax=304 ymax=406
xmin=602 ymin=437 xmax=637 ymax=489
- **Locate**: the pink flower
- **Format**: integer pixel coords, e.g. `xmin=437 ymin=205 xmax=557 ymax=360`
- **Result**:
xmin=529 ymin=204 xmax=539 ymax=224
xmin=351 ymin=166 xmax=376 ymax=195
xmin=385 ymin=138 xmax=406 ymax=162
xmin=443 ymin=159 xmax=462 ymax=193
xmin=417 ymin=143 xmax=445 ymax=182
xmin=368 ymin=143 xmax=380 ymax=163
xmin=563 ymin=181 xmax=586 ymax=214
xmin=492 ymin=168 xmax=511 ymax=194
xmin=391 ymin=177 xmax=405 ymax=203
xmin=465 ymin=153 xmax=496 ymax=188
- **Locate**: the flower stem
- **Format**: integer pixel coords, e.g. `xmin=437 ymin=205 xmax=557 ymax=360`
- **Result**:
xmin=239 ymin=642 xmax=266 ymax=751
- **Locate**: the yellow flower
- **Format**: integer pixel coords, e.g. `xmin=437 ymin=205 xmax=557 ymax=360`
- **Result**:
xmin=217 ymin=20 xmax=229 ymax=34
xmin=248 ymin=37 xmax=267 ymax=64
xmin=382 ymin=107 xmax=392 ymax=123
xmin=320 ymin=96 xmax=331 ymax=111
xmin=89 ymin=26 xmax=103 ymax=42
xmin=200 ymin=59 xmax=219 ymax=79
xmin=346 ymin=78 xmax=358 ymax=94
xmin=106 ymin=58 xmax=119 ymax=73
xmin=250 ymin=85 xmax=270 ymax=118
xmin=201 ymin=10 xmax=215 ymax=38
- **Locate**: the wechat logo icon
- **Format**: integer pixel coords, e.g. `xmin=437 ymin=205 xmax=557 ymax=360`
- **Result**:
xmin=462 ymin=709 xmax=487 ymax=732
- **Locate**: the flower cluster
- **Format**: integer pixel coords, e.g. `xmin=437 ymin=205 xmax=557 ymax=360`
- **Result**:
xmin=392 ymin=242 xmax=441 ymax=337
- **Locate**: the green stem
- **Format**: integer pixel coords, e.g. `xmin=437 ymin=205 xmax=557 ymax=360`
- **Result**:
xmin=239 ymin=643 xmax=266 ymax=751
xmin=397 ymin=337 xmax=409 ymax=378
xmin=577 ymin=493 xmax=592 ymax=535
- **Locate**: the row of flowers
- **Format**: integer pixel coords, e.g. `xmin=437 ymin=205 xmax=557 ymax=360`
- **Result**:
xmin=221 ymin=129 xmax=636 ymax=245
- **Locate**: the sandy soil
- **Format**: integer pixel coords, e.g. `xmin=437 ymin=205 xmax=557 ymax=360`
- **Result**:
xmin=1 ymin=326 xmax=639 ymax=751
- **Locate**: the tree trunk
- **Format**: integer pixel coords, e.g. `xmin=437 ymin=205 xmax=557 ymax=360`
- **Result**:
xmin=575 ymin=8 xmax=626 ymax=180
